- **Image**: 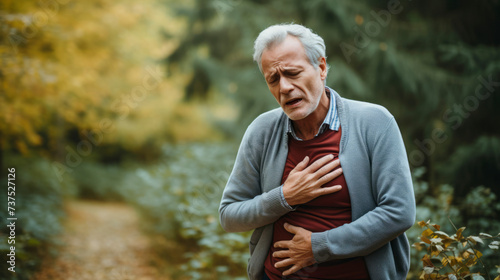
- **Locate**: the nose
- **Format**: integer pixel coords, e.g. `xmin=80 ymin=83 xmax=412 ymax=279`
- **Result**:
xmin=279 ymin=77 xmax=294 ymax=95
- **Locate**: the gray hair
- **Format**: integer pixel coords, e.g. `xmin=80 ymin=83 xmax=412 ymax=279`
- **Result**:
xmin=253 ymin=23 xmax=329 ymax=74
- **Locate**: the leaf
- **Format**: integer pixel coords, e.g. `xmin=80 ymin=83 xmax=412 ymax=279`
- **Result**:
xmin=432 ymin=224 xmax=441 ymax=231
xmin=456 ymin=227 xmax=466 ymax=241
xmin=421 ymin=236 xmax=432 ymax=244
xmin=424 ymin=266 xmax=434 ymax=274
xmin=489 ymin=244 xmax=499 ymax=250
xmin=434 ymin=231 xmax=450 ymax=238
xmin=413 ymin=242 xmax=428 ymax=251
xmin=423 ymin=228 xmax=434 ymax=237
xmin=430 ymin=257 xmax=442 ymax=266
xmin=441 ymin=256 xmax=449 ymax=266
xmin=474 ymin=250 xmax=483 ymax=259
xmin=442 ymin=239 xmax=456 ymax=249
xmin=435 ymin=245 xmax=444 ymax=252
xmin=422 ymin=254 xmax=433 ymax=266
xmin=467 ymin=236 xmax=484 ymax=245
xmin=431 ymin=246 xmax=441 ymax=257
xmin=430 ymin=237 xmax=444 ymax=244
xmin=449 ymin=256 xmax=457 ymax=266
xmin=418 ymin=220 xmax=428 ymax=227
xmin=479 ymin=233 xmax=492 ymax=238
xmin=463 ymin=250 xmax=471 ymax=259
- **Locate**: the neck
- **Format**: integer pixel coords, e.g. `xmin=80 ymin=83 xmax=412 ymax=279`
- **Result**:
xmin=292 ymin=90 xmax=330 ymax=140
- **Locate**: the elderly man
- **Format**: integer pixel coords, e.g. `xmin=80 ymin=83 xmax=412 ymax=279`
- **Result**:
xmin=219 ymin=23 xmax=415 ymax=280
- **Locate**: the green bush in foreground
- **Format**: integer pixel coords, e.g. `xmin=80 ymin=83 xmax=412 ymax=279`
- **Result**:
xmin=0 ymin=156 xmax=76 ymax=280
xmin=122 ymin=143 xmax=249 ymax=280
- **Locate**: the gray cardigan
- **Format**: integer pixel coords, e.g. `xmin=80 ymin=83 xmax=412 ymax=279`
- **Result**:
xmin=219 ymin=90 xmax=416 ymax=280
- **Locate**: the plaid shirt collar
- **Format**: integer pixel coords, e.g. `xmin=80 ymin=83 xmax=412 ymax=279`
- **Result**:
xmin=286 ymin=86 xmax=340 ymax=141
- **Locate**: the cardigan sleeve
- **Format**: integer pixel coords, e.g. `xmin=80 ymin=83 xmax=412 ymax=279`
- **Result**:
xmin=219 ymin=115 xmax=293 ymax=233
xmin=311 ymin=116 xmax=416 ymax=261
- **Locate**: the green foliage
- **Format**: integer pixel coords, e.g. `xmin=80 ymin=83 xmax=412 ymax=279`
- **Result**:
xmin=69 ymin=143 xmax=250 ymax=279
xmin=408 ymin=169 xmax=500 ymax=279
xmin=441 ymin=137 xmax=500 ymax=198
xmin=163 ymin=0 xmax=500 ymax=197
xmin=1 ymin=0 xmax=499 ymax=278
xmin=122 ymin=143 xmax=249 ymax=279
xmin=71 ymin=161 xmax=135 ymax=201
xmin=413 ymin=220 xmax=500 ymax=280
xmin=0 ymin=156 xmax=76 ymax=280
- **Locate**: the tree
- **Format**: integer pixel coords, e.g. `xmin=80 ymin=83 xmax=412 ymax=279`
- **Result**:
xmin=163 ymin=0 xmax=500 ymax=197
xmin=0 ymin=0 xmax=221 ymax=175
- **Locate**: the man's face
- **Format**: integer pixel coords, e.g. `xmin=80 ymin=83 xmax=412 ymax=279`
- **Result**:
xmin=261 ymin=35 xmax=327 ymax=121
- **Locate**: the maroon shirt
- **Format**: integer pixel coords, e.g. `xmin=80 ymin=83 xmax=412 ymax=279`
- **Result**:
xmin=264 ymin=127 xmax=370 ymax=280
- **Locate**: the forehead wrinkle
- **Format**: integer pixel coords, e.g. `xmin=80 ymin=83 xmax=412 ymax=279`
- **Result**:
xmin=267 ymin=61 xmax=303 ymax=73
xmin=262 ymin=44 xmax=308 ymax=80
xmin=264 ymin=67 xmax=278 ymax=80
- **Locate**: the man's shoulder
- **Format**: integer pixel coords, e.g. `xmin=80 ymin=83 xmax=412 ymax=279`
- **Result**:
xmin=237 ymin=108 xmax=286 ymax=152
xmin=342 ymin=97 xmax=394 ymax=124
xmin=240 ymin=107 xmax=286 ymax=144
xmin=248 ymin=107 xmax=285 ymax=131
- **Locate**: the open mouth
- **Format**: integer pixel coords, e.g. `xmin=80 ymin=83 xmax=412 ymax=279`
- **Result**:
xmin=286 ymin=98 xmax=302 ymax=106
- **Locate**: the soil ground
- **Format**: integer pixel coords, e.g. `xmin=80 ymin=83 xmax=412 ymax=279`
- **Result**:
xmin=33 ymin=200 xmax=170 ymax=280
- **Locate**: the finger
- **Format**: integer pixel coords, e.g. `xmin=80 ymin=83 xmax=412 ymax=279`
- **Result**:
xmin=314 ymin=184 xmax=342 ymax=196
xmin=283 ymin=222 xmax=301 ymax=235
xmin=274 ymin=240 xmax=292 ymax=249
xmin=272 ymin=249 xmax=291 ymax=259
xmin=292 ymin=156 xmax=310 ymax=172
xmin=274 ymin=257 xmax=295 ymax=269
xmin=282 ymin=264 xmax=303 ymax=276
xmin=317 ymin=167 xmax=343 ymax=185
xmin=314 ymin=159 xmax=340 ymax=179
xmin=306 ymin=154 xmax=335 ymax=173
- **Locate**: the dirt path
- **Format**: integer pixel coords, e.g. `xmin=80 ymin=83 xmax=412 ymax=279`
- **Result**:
xmin=34 ymin=200 xmax=169 ymax=280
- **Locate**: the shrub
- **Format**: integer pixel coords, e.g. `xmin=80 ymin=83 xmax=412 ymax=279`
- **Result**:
xmin=413 ymin=220 xmax=500 ymax=280
xmin=123 ymin=142 xmax=250 ymax=279
xmin=0 ymin=155 xmax=76 ymax=280
xmin=407 ymin=168 xmax=500 ymax=279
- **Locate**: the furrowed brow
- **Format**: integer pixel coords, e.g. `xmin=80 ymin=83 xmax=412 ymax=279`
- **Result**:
xmin=265 ymin=71 xmax=278 ymax=81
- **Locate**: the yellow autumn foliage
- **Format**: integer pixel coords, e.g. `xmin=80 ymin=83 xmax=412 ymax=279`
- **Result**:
xmin=1 ymin=0 xmax=222 ymax=159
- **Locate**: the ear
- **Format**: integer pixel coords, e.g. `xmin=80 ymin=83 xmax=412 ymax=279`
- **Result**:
xmin=318 ymin=57 xmax=327 ymax=80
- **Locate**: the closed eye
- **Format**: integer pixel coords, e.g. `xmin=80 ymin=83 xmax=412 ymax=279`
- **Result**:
xmin=286 ymin=71 xmax=301 ymax=77
xmin=267 ymin=75 xmax=279 ymax=84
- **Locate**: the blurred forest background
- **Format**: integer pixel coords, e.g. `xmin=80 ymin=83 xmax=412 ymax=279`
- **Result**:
xmin=1 ymin=0 xmax=499 ymax=279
